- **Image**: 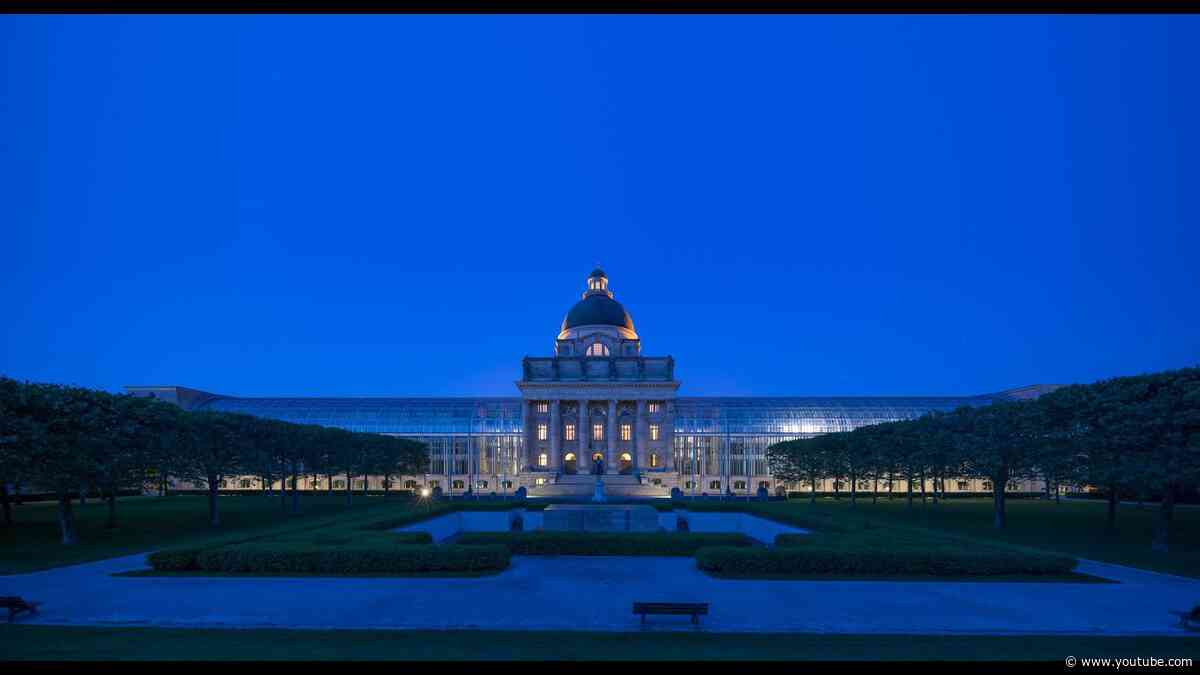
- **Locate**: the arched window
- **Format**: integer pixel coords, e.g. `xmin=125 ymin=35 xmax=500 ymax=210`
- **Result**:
xmin=564 ymin=452 xmax=576 ymax=462
xmin=586 ymin=341 xmax=610 ymax=357
xmin=538 ymin=453 xmax=548 ymax=467
xmin=649 ymin=453 xmax=660 ymax=468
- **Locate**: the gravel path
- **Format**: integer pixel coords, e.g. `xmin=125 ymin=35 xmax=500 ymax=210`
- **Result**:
xmin=2 ymin=553 xmax=1198 ymax=635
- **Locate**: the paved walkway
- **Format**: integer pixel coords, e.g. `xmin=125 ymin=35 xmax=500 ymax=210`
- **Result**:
xmin=2 ymin=554 xmax=1198 ymax=635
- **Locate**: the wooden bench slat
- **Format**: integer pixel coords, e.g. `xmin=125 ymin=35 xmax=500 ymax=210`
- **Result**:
xmin=633 ymin=602 xmax=709 ymax=625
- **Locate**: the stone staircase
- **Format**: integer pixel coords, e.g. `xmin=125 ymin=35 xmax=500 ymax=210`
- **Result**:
xmin=527 ymin=473 xmax=670 ymax=499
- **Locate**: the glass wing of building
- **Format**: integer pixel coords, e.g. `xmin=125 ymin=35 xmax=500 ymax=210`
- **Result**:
xmin=197 ymin=394 xmax=995 ymax=487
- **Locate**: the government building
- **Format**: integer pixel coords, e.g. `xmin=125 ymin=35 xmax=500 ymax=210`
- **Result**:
xmin=129 ymin=268 xmax=1055 ymax=498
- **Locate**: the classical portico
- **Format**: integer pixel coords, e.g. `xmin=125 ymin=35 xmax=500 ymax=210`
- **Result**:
xmin=518 ymin=268 xmax=679 ymax=494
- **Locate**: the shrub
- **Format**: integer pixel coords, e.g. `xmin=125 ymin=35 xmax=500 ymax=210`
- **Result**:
xmin=456 ymin=531 xmax=755 ymax=556
xmin=272 ymin=531 xmax=433 ymax=546
xmin=695 ymin=546 xmax=1077 ymax=578
xmin=147 ymin=548 xmax=203 ymax=571
xmin=195 ymin=543 xmax=509 ymax=575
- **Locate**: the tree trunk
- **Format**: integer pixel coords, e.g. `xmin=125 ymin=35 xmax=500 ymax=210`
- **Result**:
xmin=207 ymin=476 xmax=221 ymax=527
xmin=290 ymin=463 xmax=299 ymax=515
xmin=79 ymin=482 xmax=88 ymax=506
xmin=919 ymin=471 xmax=927 ymax=505
xmin=345 ymin=473 xmax=353 ymax=506
xmin=1 ymin=482 xmax=12 ymax=526
xmin=906 ymin=474 xmax=913 ymax=509
xmin=58 ymin=493 xmax=77 ymax=544
xmin=992 ymin=479 xmax=1007 ymax=529
xmin=872 ymin=477 xmax=878 ymax=504
xmin=809 ymin=472 xmax=816 ymax=505
xmin=280 ymin=464 xmax=288 ymax=511
xmin=1106 ymin=485 xmax=1118 ymax=534
xmin=1152 ymin=484 xmax=1175 ymax=553
xmin=888 ymin=472 xmax=895 ymax=500
xmin=362 ymin=473 xmax=369 ymax=497
xmin=105 ymin=487 xmax=117 ymax=529
xmin=1054 ymin=480 xmax=1061 ymax=504
xmin=326 ymin=473 xmax=333 ymax=495
xmin=849 ymin=470 xmax=857 ymax=508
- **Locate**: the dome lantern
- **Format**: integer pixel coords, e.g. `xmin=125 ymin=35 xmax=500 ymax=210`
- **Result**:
xmin=584 ymin=267 xmax=611 ymax=298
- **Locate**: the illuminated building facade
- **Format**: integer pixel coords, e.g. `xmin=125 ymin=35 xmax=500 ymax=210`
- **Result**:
xmin=129 ymin=268 xmax=1054 ymax=498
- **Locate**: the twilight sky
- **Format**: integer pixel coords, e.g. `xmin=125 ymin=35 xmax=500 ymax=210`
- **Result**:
xmin=2 ymin=15 xmax=1197 ymax=398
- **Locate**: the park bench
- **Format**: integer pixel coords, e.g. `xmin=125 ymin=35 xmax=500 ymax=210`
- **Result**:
xmin=1169 ymin=606 xmax=1200 ymax=632
xmin=633 ymin=601 xmax=709 ymax=625
xmin=2 ymin=596 xmax=41 ymax=623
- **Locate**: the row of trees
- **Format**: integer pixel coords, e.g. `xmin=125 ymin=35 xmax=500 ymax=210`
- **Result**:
xmin=767 ymin=367 xmax=1199 ymax=552
xmin=0 ymin=377 xmax=429 ymax=544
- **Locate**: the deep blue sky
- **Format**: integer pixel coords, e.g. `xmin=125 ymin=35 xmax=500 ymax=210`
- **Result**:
xmin=2 ymin=15 xmax=1198 ymax=398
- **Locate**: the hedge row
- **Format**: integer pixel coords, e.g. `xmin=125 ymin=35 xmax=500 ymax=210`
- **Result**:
xmin=695 ymin=545 xmax=1077 ymax=578
xmin=148 ymin=542 xmax=509 ymax=574
xmin=455 ymin=531 xmax=756 ymax=556
xmin=270 ymin=531 xmax=433 ymax=547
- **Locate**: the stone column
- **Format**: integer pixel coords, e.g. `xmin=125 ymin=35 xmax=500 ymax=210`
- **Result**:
xmin=635 ymin=399 xmax=648 ymax=473
xmin=663 ymin=402 xmax=675 ymax=476
xmin=549 ymin=399 xmax=561 ymax=472
xmin=518 ymin=396 xmax=528 ymax=470
xmin=578 ymin=399 xmax=588 ymax=470
xmin=606 ymin=399 xmax=617 ymax=474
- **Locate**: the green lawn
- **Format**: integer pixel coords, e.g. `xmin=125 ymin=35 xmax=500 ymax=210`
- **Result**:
xmin=0 ymin=494 xmax=440 ymax=574
xmin=735 ymin=497 xmax=1200 ymax=578
xmin=0 ymin=625 xmax=1196 ymax=661
xmin=5 ymin=494 xmax=1199 ymax=579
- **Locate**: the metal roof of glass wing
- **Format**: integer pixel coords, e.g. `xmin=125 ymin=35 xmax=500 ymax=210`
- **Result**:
xmin=673 ymin=396 xmax=990 ymax=435
xmin=199 ymin=397 xmax=526 ymax=434
xmin=198 ymin=395 xmax=991 ymax=436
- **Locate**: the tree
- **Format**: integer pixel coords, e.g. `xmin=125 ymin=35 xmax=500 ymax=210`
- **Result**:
xmin=88 ymin=393 xmax=145 ymax=530
xmin=0 ymin=377 xmax=38 ymax=526
xmin=1092 ymin=369 xmax=1200 ymax=552
xmin=767 ymin=437 xmax=827 ymax=504
xmin=20 ymin=383 xmax=105 ymax=544
xmin=956 ymin=402 xmax=1040 ymax=529
xmin=184 ymin=411 xmax=245 ymax=527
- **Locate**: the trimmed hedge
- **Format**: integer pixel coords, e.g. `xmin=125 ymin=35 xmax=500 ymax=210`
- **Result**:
xmin=456 ymin=531 xmax=756 ymax=556
xmin=161 ymin=543 xmax=510 ymax=575
xmin=271 ymin=531 xmax=434 ymax=546
xmin=695 ymin=545 xmax=1077 ymax=578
